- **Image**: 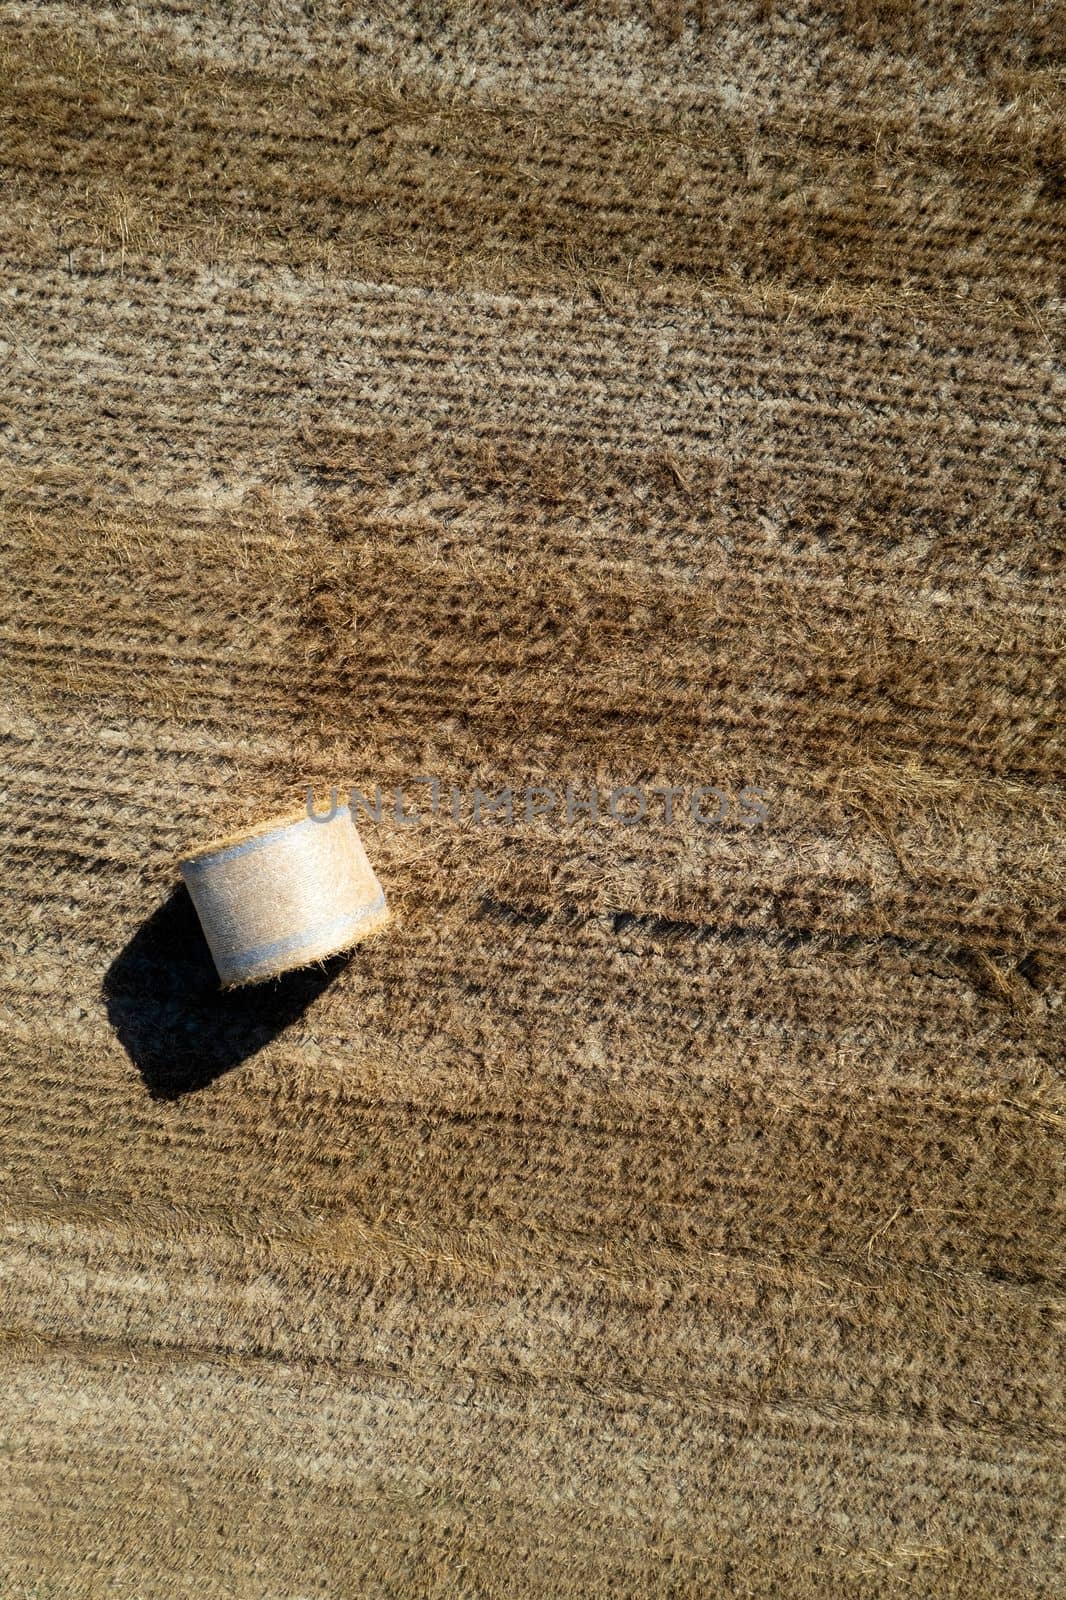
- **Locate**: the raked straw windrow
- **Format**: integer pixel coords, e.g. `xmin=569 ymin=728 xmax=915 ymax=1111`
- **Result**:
xmin=180 ymin=806 xmax=388 ymax=987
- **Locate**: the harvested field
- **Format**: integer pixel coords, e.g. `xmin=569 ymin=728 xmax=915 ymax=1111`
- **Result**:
xmin=0 ymin=3 xmax=1063 ymax=1596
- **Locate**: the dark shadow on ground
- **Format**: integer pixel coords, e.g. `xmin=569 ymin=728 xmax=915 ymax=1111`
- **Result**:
xmin=104 ymin=884 xmax=349 ymax=1100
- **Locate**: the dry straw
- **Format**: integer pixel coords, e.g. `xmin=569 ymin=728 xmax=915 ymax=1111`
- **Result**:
xmin=180 ymin=806 xmax=388 ymax=986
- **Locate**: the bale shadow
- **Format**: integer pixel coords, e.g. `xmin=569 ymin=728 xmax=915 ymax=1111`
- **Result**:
xmin=104 ymin=884 xmax=350 ymax=1100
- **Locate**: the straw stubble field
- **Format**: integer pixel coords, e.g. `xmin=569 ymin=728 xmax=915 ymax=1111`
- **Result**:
xmin=0 ymin=2 xmax=1063 ymax=1596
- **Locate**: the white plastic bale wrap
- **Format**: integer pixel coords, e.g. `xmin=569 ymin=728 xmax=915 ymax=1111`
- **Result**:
xmin=180 ymin=806 xmax=388 ymax=986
